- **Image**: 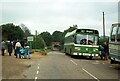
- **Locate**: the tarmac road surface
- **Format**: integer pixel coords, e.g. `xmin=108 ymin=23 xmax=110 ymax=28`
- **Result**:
xmin=23 ymin=51 xmax=120 ymax=81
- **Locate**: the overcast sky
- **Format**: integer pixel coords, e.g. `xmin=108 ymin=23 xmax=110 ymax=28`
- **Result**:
xmin=0 ymin=0 xmax=119 ymax=36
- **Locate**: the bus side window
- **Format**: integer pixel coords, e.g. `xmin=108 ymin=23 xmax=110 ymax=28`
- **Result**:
xmin=73 ymin=35 xmax=76 ymax=43
xmin=111 ymin=27 xmax=117 ymax=41
xmin=117 ymin=27 xmax=120 ymax=41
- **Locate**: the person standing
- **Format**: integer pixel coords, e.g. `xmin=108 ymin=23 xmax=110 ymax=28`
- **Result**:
xmin=99 ymin=45 xmax=105 ymax=60
xmin=13 ymin=40 xmax=17 ymax=56
xmin=7 ymin=41 xmax=13 ymax=56
xmin=1 ymin=40 xmax=6 ymax=56
xmin=20 ymin=40 xmax=25 ymax=48
xmin=15 ymin=40 xmax=21 ymax=58
xmin=25 ymin=44 xmax=31 ymax=59
xmin=103 ymin=41 xmax=109 ymax=60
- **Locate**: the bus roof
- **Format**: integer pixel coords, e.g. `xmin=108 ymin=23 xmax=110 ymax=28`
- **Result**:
xmin=112 ymin=22 xmax=120 ymax=26
xmin=65 ymin=29 xmax=76 ymax=37
xmin=65 ymin=29 xmax=99 ymax=37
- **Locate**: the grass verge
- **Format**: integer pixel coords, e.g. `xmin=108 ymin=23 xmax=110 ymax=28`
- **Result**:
xmin=30 ymin=49 xmax=47 ymax=55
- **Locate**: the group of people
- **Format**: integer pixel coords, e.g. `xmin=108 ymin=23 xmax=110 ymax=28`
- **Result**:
xmin=1 ymin=39 xmax=31 ymax=59
xmin=80 ymin=39 xmax=93 ymax=45
xmin=99 ymin=41 xmax=109 ymax=60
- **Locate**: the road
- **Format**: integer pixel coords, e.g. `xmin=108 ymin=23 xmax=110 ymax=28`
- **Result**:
xmin=23 ymin=51 xmax=120 ymax=81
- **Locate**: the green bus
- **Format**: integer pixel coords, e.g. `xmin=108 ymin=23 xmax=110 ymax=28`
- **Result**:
xmin=64 ymin=29 xmax=99 ymax=59
xmin=109 ymin=23 xmax=120 ymax=64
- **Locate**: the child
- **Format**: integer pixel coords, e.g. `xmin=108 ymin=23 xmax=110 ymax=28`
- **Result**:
xmin=19 ymin=48 xmax=25 ymax=59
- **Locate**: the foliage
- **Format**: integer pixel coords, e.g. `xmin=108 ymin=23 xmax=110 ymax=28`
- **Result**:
xmin=52 ymin=31 xmax=63 ymax=42
xmin=40 ymin=32 xmax=52 ymax=46
xmin=20 ymin=24 xmax=31 ymax=37
xmin=31 ymin=35 xmax=46 ymax=49
xmin=0 ymin=23 xmax=79 ymax=52
xmin=1 ymin=23 xmax=25 ymax=41
xmin=30 ymin=49 xmax=47 ymax=55
xmin=49 ymin=25 xmax=78 ymax=51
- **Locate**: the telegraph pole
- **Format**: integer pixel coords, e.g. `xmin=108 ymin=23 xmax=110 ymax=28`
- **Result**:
xmin=103 ymin=12 xmax=105 ymax=41
xmin=35 ymin=30 xmax=37 ymax=51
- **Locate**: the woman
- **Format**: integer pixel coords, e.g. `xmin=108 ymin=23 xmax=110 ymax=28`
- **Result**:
xmin=15 ymin=40 xmax=22 ymax=58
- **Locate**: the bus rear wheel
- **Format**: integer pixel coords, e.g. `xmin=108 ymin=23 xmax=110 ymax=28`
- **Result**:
xmin=64 ymin=48 xmax=68 ymax=55
xmin=110 ymin=59 xmax=115 ymax=64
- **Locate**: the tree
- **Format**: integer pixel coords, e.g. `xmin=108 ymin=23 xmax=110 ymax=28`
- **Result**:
xmin=52 ymin=31 xmax=63 ymax=42
xmin=32 ymin=35 xmax=46 ymax=49
xmin=20 ymin=24 xmax=31 ymax=37
xmin=40 ymin=32 xmax=52 ymax=46
xmin=1 ymin=23 xmax=25 ymax=40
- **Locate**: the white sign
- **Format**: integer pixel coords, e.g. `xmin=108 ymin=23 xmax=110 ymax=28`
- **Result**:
xmin=27 ymin=36 xmax=33 ymax=41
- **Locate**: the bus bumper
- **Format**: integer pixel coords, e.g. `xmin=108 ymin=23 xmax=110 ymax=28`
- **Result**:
xmin=73 ymin=53 xmax=99 ymax=56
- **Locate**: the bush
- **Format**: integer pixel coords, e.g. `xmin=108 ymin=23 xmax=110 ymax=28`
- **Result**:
xmin=31 ymin=35 xmax=46 ymax=49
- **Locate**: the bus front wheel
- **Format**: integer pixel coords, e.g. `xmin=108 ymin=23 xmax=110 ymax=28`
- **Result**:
xmin=110 ymin=59 xmax=114 ymax=64
xmin=89 ymin=56 xmax=93 ymax=60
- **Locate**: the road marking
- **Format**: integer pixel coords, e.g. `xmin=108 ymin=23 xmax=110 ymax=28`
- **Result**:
xmin=38 ymin=66 xmax=39 ymax=69
xmin=34 ymin=64 xmax=40 ymax=81
xmin=37 ymin=71 xmax=39 ymax=74
xmin=71 ymin=60 xmax=77 ymax=65
xmin=82 ymin=68 xmax=100 ymax=81
xmin=34 ymin=77 xmax=38 ymax=81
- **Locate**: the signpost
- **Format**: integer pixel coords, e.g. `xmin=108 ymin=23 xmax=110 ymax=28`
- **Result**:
xmin=27 ymin=36 xmax=34 ymax=50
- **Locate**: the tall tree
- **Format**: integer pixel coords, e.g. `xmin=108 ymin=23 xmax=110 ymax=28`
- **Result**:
xmin=52 ymin=31 xmax=63 ymax=42
xmin=1 ymin=23 xmax=25 ymax=40
xmin=20 ymin=24 xmax=31 ymax=37
xmin=40 ymin=32 xmax=52 ymax=46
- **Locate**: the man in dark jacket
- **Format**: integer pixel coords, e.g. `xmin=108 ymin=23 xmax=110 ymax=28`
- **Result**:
xmin=13 ymin=40 xmax=17 ymax=56
xmin=104 ymin=41 xmax=109 ymax=60
xmin=7 ymin=41 xmax=13 ymax=56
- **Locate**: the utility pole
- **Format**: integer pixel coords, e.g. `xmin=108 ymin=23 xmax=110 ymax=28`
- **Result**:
xmin=35 ymin=30 xmax=37 ymax=51
xmin=103 ymin=12 xmax=105 ymax=42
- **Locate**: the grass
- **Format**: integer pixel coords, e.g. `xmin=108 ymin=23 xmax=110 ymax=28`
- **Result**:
xmin=30 ymin=49 xmax=47 ymax=55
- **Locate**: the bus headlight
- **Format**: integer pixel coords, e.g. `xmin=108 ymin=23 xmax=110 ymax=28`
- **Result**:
xmin=86 ymin=48 xmax=88 ymax=51
xmin=75 ymin=47 xmax=80 ymax=50
xmin=93 ymin=48 xmax=98 ymax=52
